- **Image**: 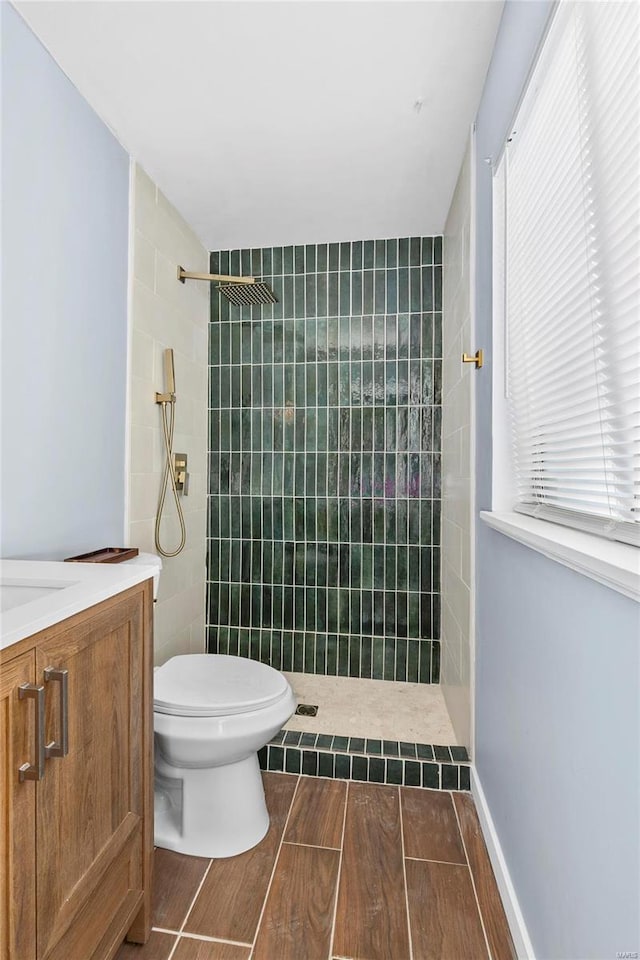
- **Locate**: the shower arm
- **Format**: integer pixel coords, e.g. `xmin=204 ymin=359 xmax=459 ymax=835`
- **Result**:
xmin=177 ymin=266 xmax=256 ymax=285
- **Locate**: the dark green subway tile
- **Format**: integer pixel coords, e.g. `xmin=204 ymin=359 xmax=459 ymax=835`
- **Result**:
xmin=337 ymin=634 xmax=349 ymax=676
xmin=339 ymin=272 xmax=351 ymax=315
xmin=294 ymin=274 xmax=305 ymax=316
xmin=352 ymin=755 xmax=368 ymax=782
xmin=441 ymin=764 xmax=459 ymax=790
xmin=229 ymin=250 xmax=241 ymax=275
xmin=335 ymin=752 xmax=351 ymax=780
xmin=285 ymin=749 xmax=301 ymax=774
xmin=374 ymin=270 xmax=386 ymax=313
xmin=305 ymin=274 xmax=316 ymax=317
xmin=419 ymin=640 xmax=432 ymax=680
xmin=326 ymin=633 xmax=338 ymax=675
xmin=422 ymin=762 xmax=440 ymax=789
xmin=317 ymin=274 xmax=328 ymax=318
xmin=318 ymin=752 xmax=335 ymax=778
xmin=269 ymin=246 xmax=281 ymax=275
xmin=410 ymin=267 xmax=421 ymax=311
xmin=302 ymin=634 xmax=315 ymax=672
xmin=316 ymin=243 xmax=328 ymax=272
xmin=397 ymin=268 xmax=409 ymax=313
xmin=386 ymin=271 xmax=397 ymax=314
xmin=387 ymin=759 xmax=403 ymax=785
xmin=293 ymin=631 xmax=304 ymax=672
xmin=358 ymin=238 xmax=372 ymax=269
xmin=404 ymin=761 xmax=421 ymax=787
xmin=406 ymin=637 xmax=419 ymax=682
xmin=304 ymin=244 xmax=316 ymax=273
xmin=431 ymin=635 xmax=441 ymax=679
xmin=268 ymin=745 xmax=284 ymax=772
xmin=362 ymin=271 xmax=374 ymax=314
xmin=421 ymin=267 xmax=433 ymax=312
xmin=348 ymin=634 xmax=360 ymax=677
xmin=434 ymin=265 xmax=442 ymax=310
xmin=328 ymin=272 xmax=339 ymax=314
xmin=351 ymin=271 xmax=363 ymax=316
xmin=368 ymin=757 xmax=385 ymax=783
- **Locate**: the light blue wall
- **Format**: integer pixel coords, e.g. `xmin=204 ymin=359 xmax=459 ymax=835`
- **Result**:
xmin=474 ymin=4 xmax=640 ymax=958
xmin=1 ymin=4 xmax=129 ymax=560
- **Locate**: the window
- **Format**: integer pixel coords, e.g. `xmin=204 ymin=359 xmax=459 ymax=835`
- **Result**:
xmin=493 ymin=0 xmax=640 ymax=547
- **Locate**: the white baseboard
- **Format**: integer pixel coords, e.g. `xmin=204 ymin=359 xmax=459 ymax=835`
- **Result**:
xmin=471 ymin=767 xmax=536 ymax=959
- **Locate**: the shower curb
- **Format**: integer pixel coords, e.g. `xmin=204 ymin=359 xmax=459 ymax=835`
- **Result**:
xmin=258 ymin=729 xmax=470 ymax=791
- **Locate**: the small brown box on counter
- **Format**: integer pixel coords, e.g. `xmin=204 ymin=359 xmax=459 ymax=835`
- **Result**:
xmin=63 ymin=547 xmax=139 ymax=564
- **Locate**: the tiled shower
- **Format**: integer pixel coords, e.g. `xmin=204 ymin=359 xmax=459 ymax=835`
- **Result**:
xmin=205 ymin=236 xmax=461 ymax=785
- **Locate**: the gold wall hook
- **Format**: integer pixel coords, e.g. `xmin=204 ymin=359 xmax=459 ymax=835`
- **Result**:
xmin=462 ymin=349 xmax=483 ymax=369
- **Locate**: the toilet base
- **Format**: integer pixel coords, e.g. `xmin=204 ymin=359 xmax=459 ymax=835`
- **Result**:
xmin=154 ymin=752 xmax=270 ymax=858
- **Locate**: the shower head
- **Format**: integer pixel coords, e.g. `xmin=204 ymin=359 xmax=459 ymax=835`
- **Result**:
xmin=177 ymin=266 xmax=277 ymax=305
xmin=217 ymin=281 xmax=277 ymax=306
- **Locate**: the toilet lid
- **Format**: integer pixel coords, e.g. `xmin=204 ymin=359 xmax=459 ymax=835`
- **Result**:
xmin=153 ymin=654 xmax=290 ymax=717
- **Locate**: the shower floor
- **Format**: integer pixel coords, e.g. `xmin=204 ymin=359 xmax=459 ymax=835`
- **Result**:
xmin=283 ymin=673 xmax=458 ymax=745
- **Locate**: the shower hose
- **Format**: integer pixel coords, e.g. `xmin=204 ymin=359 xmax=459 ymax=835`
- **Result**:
xmin=154 ymin=398 xmax=186 ymax=558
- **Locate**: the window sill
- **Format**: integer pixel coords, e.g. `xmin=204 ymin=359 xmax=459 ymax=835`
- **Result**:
xmin=479 ymin=511 xmax=640 ymax=602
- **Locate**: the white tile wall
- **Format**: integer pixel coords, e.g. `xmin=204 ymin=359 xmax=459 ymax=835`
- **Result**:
xmin=127 ymin=163 xmax=209 ymax=665
xmin=441 ymin=139 xmax=474 ymax=748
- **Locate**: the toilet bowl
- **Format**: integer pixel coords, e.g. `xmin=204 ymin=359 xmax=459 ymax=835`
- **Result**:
xmin=153 ymin=653 xmax=296 ymax=858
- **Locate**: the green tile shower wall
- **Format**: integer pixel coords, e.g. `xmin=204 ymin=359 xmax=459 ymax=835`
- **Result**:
xmin=207 ymin=237 xmax=442 ymax=682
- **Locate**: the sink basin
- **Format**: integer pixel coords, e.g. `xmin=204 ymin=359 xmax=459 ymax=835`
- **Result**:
xmin=0 ymin=578 xmax=78 ymax=613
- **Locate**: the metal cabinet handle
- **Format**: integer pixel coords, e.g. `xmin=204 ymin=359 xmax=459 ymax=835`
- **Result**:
xmin=44 ymin=667 xmax=69 ymax=758
xmin=18 ymin=684 xmax=45 ymax=782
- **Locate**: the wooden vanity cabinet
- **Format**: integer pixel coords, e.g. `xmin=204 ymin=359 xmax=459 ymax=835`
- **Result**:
xmin=0 ymin=580 xmax=153 ymax=960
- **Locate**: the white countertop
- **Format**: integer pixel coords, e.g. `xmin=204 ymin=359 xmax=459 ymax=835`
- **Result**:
xmin=0 ymin=559 xmax=157 ymax=651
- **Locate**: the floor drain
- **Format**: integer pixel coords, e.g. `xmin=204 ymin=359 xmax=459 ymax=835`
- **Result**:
xmin=295 ymin=703 xmax=318 ymax=717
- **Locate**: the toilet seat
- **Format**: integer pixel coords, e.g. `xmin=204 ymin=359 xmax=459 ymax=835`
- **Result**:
xmin=154 ymin=654 xmax=290 ymax=718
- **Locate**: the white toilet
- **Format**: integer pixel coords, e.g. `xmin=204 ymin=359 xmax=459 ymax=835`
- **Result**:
xmin=153 ymin=653 xmax=296 ymax=858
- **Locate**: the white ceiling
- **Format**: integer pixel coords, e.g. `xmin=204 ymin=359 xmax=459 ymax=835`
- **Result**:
xmin=15 ymin=1 xmax=503 ymax=251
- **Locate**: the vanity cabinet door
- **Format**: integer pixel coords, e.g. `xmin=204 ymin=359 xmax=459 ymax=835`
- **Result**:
xmin=34 ymin=585 xmax=152 ymax=960
xmin=0 ymin=650 xmax=37 ymax=960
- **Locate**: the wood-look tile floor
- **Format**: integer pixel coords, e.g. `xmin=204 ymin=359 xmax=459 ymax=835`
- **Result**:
xmin=116 ymin=773 xmax=516 ymax=960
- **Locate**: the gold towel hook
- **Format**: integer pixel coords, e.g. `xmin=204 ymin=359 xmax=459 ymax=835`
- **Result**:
xmin=462 ymin=349 xmax=483 ymax=369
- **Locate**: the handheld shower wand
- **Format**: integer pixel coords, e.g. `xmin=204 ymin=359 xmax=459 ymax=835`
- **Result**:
xmin=155 ymin=349 xmax=186 ymax=558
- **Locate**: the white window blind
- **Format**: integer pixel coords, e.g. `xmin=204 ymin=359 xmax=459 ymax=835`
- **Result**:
xmin=496 ymin=0 xmax=640 ymax=546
